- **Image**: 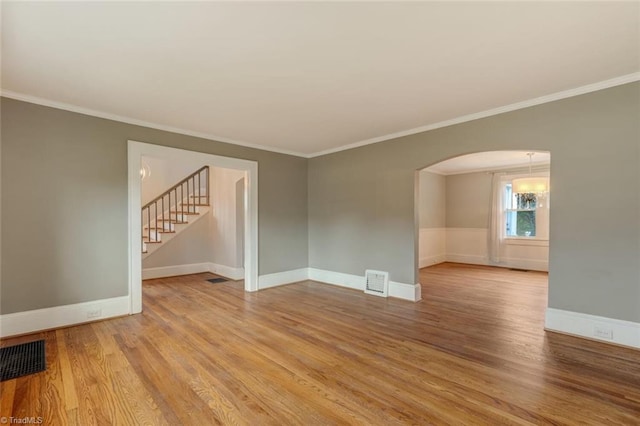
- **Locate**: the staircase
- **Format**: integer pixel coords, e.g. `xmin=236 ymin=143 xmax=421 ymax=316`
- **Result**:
xmin=142 ymin=166 xmax=210 ymax=258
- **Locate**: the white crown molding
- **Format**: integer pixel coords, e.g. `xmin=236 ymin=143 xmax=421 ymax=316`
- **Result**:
xmin=3 ymin=72 xmax=638 ymax=159
xmin=428 ymin=162 xmax=551 ymax=176
xmin=0 ymin=89 xmax=308 ymax=158
xmin=310 ymin=72 xmax=640 ymax=158
xmin=421 ymin=168 xmax=446 ymax=176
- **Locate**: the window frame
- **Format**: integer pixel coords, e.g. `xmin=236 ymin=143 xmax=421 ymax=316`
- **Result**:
xmin=501 ymin=173 xmax=550 ymax=242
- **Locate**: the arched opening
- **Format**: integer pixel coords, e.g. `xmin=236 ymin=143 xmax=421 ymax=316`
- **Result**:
xmin=417 ymin=150 xmax=551 ymax=270
xmin=416 ymin=150 xmax=551 ymax=323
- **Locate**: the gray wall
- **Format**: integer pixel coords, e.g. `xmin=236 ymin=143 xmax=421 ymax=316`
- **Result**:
xmin=445 ymin=172 xmax=492 ymax=229
xmin=3 ymin=83 xmax=639 ymax=324
xmin=309 ymin=82 xmax=640 ymax=322
xmin=418 ymin=171 xmax=446 ymax=229
xmin=1 ymin=98 xmax=308 ymax=314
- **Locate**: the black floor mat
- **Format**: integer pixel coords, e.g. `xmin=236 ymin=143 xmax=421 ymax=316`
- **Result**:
xmin=0 ymin=340 xmax=46 ymax=381
xmin=207 ymin=277 xmax=228 ymax=284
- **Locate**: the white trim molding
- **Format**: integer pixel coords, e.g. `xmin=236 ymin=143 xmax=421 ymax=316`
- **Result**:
xmin=308 ymin=268 xmax=363 ymax=291
xmin=419 ymin=255 xmax=447 ymax=269
xmin=258 ymin=268 xmax=309 ymax=290
xmin=446 ymin=254 xmax=489 ymax=266
xmin=209 ymin=263 xmax=245 ymax=281
xmin=0 ymin=296 xmax=130 ymax=338
xmin=308 ymin=268 xmax=421 ymax=302
xmin=418 ymin=227 xmax=446 ymax=268
xmin=545 ymin=308 xmax=640 ymax=349
xmin=311 ymin=72 xmax=640 ymax=157
xmin=0 ymin=90 xmax=305 ymax=158
xmin=257 ymin=267 xmax=422 ymax=302
xmin=141 ymin=262 xmax=245 ymax=281
xmin=493 ymin=257 xmax=548 ymax=272
xmin=418 ymin=255 xmax=447 ymax=269
xmin=420 ymin=227 xmax=550 ymax=272
xmin=0 ymin=265 xmax=422 ymax=338
xmin=4 ymin=73 xmax=639 ymax=159
xmin=142 ymin=263 xmax=210 ymax=280
xmin=389 ymin=281 xmax=422 ymax=302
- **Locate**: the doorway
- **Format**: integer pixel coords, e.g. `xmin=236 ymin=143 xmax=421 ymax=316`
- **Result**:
xmin=127 ymin=141 xmax=258 ymax=314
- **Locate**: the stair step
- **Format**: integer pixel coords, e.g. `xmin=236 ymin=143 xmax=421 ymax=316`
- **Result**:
xmin=144 ymin=229 xmax=173 ymax=234
xmin=142 ymin=166 xmax=210 ymax=255
xmin=174 ymin=205 xmax=199 ymax=209
xmin=142 ymin=239 xmax=162 ymax=244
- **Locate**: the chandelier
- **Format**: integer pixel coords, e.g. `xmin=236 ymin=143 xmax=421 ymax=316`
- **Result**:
xmin=512 ymin=153 xmax=549 ymax=195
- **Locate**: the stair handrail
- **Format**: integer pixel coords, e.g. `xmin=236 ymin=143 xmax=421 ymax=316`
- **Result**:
xmin=142 ymin=165 xmax=210 ymax=210
xmin=142 ymin=165 xmax=209 ymax=251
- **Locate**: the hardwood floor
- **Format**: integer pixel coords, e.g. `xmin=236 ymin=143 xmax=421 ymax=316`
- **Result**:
xmin=2 ymin=263 xmax=639 ymax=424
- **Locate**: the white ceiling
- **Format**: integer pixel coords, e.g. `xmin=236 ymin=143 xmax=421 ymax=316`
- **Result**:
xmin=2 ymin=2 xmax=639 ymax=157
xmin=425 ymin=151 xmax=551 ymax=175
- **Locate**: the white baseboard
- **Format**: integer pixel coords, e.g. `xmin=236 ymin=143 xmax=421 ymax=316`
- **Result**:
xmin=308 ymin=268 xmax=420 ymax=302
xmin=439 ymin=227 xmax=549 ymax=271
xmin=497 ymin=257 xmax=548 ymax=272
xmin=1 ymin=265 xmax=423 ymax=338
xmin=142 ymin=262 xmax=245 ymax=280
xmin=0 ymin=296 xmax=130 ymax=338
xmin=142 ymin=262 xmax=210 ymax=280
xmin=389 ymin=281 xmax=422 ymax=301
xmin=209 ymin=263 xmax=245 ymax=280
xmin=258 ymin=267 xmax=421 ymax=302
xmin=419 ymin=255 xmax=446 ymax=269
xmin=258 ymin=268 xmax=309 ymax=289
xmin=446 ymin=254 xmax=488 ymax=266
xmin=308 ymin=268 xmax=363 ymax=290
xmin=545 ymin=308 xmax=640 ymax=349
xmin=418 ymin=227 xmax=446 ymax=269
xmin=443 ymin=254 xmax=548 ymax=272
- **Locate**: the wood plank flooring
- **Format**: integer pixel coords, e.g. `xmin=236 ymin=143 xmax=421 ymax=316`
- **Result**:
xmin=2 ymin=263 xmax=639 ymax=424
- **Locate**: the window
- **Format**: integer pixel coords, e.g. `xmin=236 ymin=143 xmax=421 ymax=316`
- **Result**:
xmin=504 ymin=182 xmax=549 ymax=239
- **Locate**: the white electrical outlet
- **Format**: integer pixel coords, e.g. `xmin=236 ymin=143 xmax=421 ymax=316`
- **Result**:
xmin=87 ymin=307 xmax=102 ymax=319
xmin=594 ymin=326 xmax=613 ymax=340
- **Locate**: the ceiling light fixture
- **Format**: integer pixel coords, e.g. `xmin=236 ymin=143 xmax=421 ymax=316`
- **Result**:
xmin=512 ymin=152 xmax=549 ymax=195
xmin=140 ymin=161 xmax=151 ymax=180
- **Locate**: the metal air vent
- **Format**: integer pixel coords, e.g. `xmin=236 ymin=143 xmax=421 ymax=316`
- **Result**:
xmin=364 ymin=270 xmax=389 ymax=297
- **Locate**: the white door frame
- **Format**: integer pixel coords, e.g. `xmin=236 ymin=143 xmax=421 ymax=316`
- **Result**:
xmin=127 ymin=140 xmax=259 ymax=314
